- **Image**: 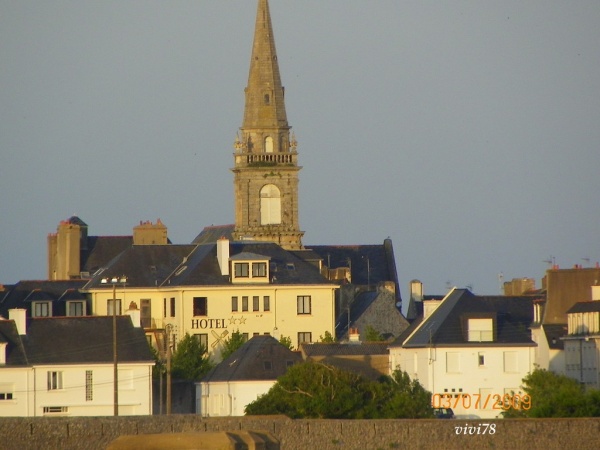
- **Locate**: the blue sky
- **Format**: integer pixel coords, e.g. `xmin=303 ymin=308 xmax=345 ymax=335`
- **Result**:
xmin=1 ymin=1 xmax=599 ymax=299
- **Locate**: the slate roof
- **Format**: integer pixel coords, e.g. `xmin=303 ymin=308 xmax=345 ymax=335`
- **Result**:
xmin=543 ymin=323 xmax=567 ymax=350
xmin=566 ymin=301 xmax=600 ymax=314
xmin=81 ymin=236 xmax=133 ymax=275
xmin=201 ymin=335 xmax=301 ymax=382
xmin=192 ymin=225 xmax=235 ymax=245
xmin=0 ymin=316 xmax=153 ymax=366
xmin=0 ymin=280 xmax=87 ymax=317
xmin=301 ymin=342 xmax=389 ymax=357
xmin=392 ymin=289 xmax=535 ymax=348
xmin=84 ymin=242 xmax=333 ymax=289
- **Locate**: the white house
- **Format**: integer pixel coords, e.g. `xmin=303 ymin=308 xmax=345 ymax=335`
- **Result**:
xmin=389 ymin=289 xmax=536 ymax=419
xmin=196 ymin=335 xmax=301 ymax=417
xmin=562 ymin=285 xmax=600 ymax=389
xmin=0 ymin=309 xmax=154 ymax=417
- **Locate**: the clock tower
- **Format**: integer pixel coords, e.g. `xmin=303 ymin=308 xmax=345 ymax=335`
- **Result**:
xmin=231 ymin=0 xmax=304 ymax=250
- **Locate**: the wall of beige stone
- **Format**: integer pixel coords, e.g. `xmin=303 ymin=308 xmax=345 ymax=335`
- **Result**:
xmin=0 ymin=416 xmax=598 ymax=450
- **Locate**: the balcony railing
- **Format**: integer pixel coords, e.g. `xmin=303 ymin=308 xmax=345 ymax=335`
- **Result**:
xmin=235 ymin=152 xmax=297 ymax=166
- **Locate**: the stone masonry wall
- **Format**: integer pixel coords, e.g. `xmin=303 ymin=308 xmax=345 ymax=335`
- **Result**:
xmin=0 ymin=415 xmax=599 ymax=450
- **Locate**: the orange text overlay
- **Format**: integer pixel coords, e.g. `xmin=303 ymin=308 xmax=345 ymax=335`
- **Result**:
xmin=432 ymin=393 xmax=531 ymax=411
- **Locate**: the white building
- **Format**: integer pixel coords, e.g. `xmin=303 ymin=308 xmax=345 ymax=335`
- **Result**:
xmin=389 ymin=289 xmax=536 ymax=419
xmin=562 ymin=285 xmax=600 ymax=389
xmin=196 ymin=335 xmax=301 ymax=417
xmin=0 ymin=309 xmax=154 ymax=417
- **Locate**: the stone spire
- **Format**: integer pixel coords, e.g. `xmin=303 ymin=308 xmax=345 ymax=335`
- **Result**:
xmin=242 ymin=0 xmax=288 ymax=130
xmin=231 ymin=0 xmax=304 ymax=250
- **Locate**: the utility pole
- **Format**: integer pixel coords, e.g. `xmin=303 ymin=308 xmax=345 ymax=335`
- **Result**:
xmin=166 ymin=324 xmax=173 ymax=415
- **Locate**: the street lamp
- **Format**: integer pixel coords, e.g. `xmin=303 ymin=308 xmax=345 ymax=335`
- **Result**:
xmin=101 ymin=275 xmax=127 ymax=416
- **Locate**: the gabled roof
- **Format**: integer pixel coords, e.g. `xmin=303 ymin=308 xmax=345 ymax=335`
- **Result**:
xmin=392 ymin=289 xmax=535 ymax=348
xmin=566 ymin=301 xmax=600 ymax=314
xmin=85 ymin=242 xmax=334 ymax=289
xmin=0 ymin=321 xmax=28 ymax=365
xmin=0 ymin=280 xmax=87 ymax=316
xmin=0 ymin=316 xmax=153 ymax=366
xmin=301 ymin=342 xmax=389 ymax=357
xmin=192 ymin=225 xmax=235 ymax=245
xmin=201 ymin=335 xmax=301 ymax=383
xmin=81 ymin=236 xmax=133 ymax=275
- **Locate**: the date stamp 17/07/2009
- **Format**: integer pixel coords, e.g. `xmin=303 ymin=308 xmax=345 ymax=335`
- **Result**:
xmin=432 ymin=393 xmax=532 ymax=411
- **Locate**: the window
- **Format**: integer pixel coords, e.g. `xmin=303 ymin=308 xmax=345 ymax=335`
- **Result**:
xmin=260 ymin=184 xmax=281 ymax=225
xmin=0 ymin=385 xmax=14 ymax=401
xmin=141 ymin=299 xmax=151 ymax=328
xmin=47 ymin=371 xmax=63 ymax=390
xmin=43 ymin=406 xmax=68 ymax=415
xmin=170 ymin=297 xmax=176 ymax=317
xmin=263 ymin=361 xmax=273 ymax=371
xmin=242 ymin=296 xmax=248 ymax=312
xmin=446 ymin=353 xmax=461 ymax=373
xmin=504 ymin=351 xmax=519 ymax=373
xmin=467 ymin=318 xmax=494 ymax=342
xmin=193 ymin=297 xmax=208 ymax=316
xmin=297 ymin=296 xmax=311 ymax=314
xmin=264 ymin=94 xmax=270 ymax=105
xmin=478 ymin=353 xmax=485 ymax=367
xmin=231 ymin=296 xmax=238 ymax=312
xmin=194 ymin=334 xmax=209 ymax=352
xmin=252 ymin=262 xmax=267 ymax=277
xmin=163 ymin=298 xmax=167 ymax=318
xmin=33 ymin=301 xmax=51 ymax=318
xmin=67 ymin=301 xmax=84 ymax=316
xmin=265 ymin=135 xmax=273 ymax=152
xmin=107 ymin=299 xmax=121 ymax=316
xmin=286 ymin=360 xmax=294 ymax=368
xmin=85 ymin=371 xmax=93 ymax=401
xmin=298 ymin=332 xmax=312 ymax=344
xmin=253 ymin=296 xmax=260 ymax=311
xmin=242 ymin=333 xmax=249 ymax=342
xmin=234 ymin=263 xmax=249 ymax=278
xmin=263 ymin=296 xmax=270 ymax=312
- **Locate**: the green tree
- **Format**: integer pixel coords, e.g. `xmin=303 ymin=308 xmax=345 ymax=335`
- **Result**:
xmin=170 ymin=334 xmax=214 ymax=381
xmin=319 ymin=331 xmax=336 ymax=343
xmin=365 ymin=325 xmax=384 ymax=342
xmin=220 ymin=329 xmax=246 ymax=361
xmin=149 ymin=342 xmax=164 ymax=379
xmin=245 ymin=363 xmax=432 ymax=419
xmin=279 ymin=335 xmax=293 ymax=350
xmin=503 ymin=367 xmax=599 ymax=418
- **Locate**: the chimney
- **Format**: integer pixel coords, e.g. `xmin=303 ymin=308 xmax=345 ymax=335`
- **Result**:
xmin=423 ymin=300 xmax=441 ymax=320
xmin=410 ymin=279 xmax=424 ymax=302
xmin=348 ymin=327 xmax=361 ymax=344
xmin=9 ymin=309 xmax=27 ymax=335
xmin=125 ymin=301 xmax=141 ymax=328
xmin=217 ymin=237 xmax=230 ymax=276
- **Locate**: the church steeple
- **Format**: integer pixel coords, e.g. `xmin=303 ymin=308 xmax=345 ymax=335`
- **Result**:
xmin=232 ymin=0 xmax=304 ymax=250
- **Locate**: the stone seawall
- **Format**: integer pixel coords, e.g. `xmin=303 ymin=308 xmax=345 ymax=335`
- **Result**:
xmin=0 ymin=415 xmax=598 ymax=450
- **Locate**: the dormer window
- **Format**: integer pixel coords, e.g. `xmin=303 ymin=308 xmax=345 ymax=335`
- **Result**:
xmin=32 ymin=301 xmax=51 ymax=318
xmin=467 ymin=318 xmax=494 ymax=342
xmin=234 ymin=263 xmax=249 ymax=278
xmin=230 ymin=253 xmax=271 ymax=284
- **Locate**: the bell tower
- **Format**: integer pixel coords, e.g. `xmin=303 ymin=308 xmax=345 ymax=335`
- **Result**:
xmin=231 ymin=0 xmax=304 ymax=250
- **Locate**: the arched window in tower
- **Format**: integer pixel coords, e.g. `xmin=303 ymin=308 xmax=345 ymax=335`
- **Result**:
xmin=264 ymin=136 xmax=274 ymax=153
xmin=260 ymin=184 xmax=281 ymax=225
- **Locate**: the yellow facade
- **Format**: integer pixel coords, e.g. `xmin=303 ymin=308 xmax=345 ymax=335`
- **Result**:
xmin=88 ymin=282 xmax=336 ymax=359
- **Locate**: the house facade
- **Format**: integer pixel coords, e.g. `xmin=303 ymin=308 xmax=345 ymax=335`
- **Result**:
xmin=84 ymin=239 xmax=337 ymax=356
xmin=196 ymin=335 xmax=301 ymax=417
xmin=0 ymin=309 xmax=153 ymax=417
xmin=562 ymin=285 xmax=600 ymax=389
xmin=389 ymin=289 xmax=536 ymax=419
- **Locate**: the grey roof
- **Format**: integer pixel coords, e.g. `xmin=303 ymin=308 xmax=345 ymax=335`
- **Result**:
xmin=392 ymin=289 xmax=535 ymax=348
xmin=0 ymin=280 xmax=87 ymax=317
xmin=201 ymin=335 xmax=301 ymax=382
xmin=81 ymin=236 xmax=133 ymax=275
xmin=84 ymin=242 xmax=334 ymax=289
xmin=192 ymin=225 xmax=235 ymax=245
xmin=0 ymin=316 xmax=153 ymax=366
xmin=566 ymin=301 xmax=600 ymax=314
xmin=301 ymin=342 xmax=389 ymax=357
